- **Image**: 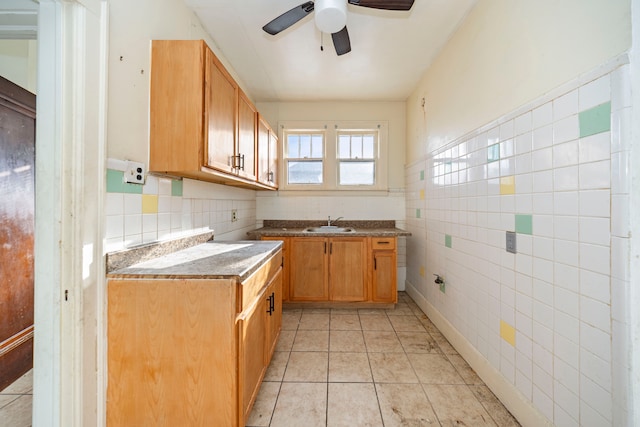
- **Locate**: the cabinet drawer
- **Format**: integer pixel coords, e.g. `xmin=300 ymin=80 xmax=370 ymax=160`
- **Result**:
xmin=371 ymin=237 xmax=396 ymax=250
xmin=240 ymin=250 xmax=282 ymax=311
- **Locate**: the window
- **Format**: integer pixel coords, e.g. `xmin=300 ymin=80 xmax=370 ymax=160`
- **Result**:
xmin=280 ymin=121 xmax=387 ymax=191
xmin=285 ymin=132 xmax=324 ymax=184
xmin=337 ymin=131 xmax=376 ymax=185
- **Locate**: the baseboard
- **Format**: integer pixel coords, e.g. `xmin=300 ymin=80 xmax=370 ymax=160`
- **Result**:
xmin=405 ymin=280 xmax=552 ymax=427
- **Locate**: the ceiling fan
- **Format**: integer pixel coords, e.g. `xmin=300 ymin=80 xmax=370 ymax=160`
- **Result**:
xmin=262 ymin=0 xmax=415 ymax=56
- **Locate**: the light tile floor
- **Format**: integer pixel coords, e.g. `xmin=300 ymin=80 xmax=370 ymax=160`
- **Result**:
xmin=0 ymin=293 xmax=521 ymax=427
xmin=0 ymin=369 xmax=32 ymax=427
xmin=246 ymin=292 xmax=521 ymax=427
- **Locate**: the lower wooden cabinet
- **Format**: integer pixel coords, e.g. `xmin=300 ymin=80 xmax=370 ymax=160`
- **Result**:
xmin=107 ymin=250 xmax=282 ymax=427
xmin=371 ymin=237 xmax=398 ymax=303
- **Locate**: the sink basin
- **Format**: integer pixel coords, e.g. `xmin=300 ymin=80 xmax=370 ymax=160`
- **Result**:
xmin=303 ymin=226 xmax=356 ymax=233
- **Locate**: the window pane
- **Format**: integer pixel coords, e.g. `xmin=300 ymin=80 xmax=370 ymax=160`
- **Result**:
xmin=351 ymin=135 xmax=362 ymax=158
xmin=299 ymin=134 xmax=311 ymax=158
xmin=288 ymin=160 xmax=323 ymax=184
xmin=339 ymin=161 xmax=374 ymax=185
xmin=287 ymin=135 xmax=299 ymax=158
xmin=363 ymin=135 xmax=375 ymax=158
xmin=338 ymin=135 xmax=350 ymax=159
xmin=311 ymin=134 xmax=324 ymax=158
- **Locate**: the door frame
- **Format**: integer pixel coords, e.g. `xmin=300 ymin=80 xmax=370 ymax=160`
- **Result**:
xmin=33 ymin=0 xmax=108 ymax=426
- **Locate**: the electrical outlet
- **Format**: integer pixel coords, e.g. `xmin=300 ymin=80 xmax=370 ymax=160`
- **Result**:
xmin=124 ymin=161 xmax=145 ymax=184
xmin=506 ymin=231 xmax=517 ymax=254
xmin=231 ymin=209 xmax=238 ymax=222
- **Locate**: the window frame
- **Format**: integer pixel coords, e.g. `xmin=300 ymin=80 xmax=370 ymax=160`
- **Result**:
xmin=279 ymin=121 xmax=388 ymax=191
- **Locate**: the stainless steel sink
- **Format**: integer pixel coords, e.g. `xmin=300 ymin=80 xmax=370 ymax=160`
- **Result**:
xmin=303 ymin=226 xmax=356 ymax=233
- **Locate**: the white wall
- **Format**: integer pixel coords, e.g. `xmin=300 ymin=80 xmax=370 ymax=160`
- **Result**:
xmin=0 ymin=39 xmax=36 ymax=93
xmin=407 ymin=0 xmax=630 ymax=160
xmin=405 ymin=1 xmax=633 ymax=426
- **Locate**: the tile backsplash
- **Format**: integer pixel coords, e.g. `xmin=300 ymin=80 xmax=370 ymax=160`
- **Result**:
xmin=405 ymin=60 xmax=632 ymax=426
xmin=105 ymin=170 xmax=256 ymax=252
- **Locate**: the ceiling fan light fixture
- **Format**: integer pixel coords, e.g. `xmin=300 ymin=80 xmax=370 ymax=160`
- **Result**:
xmin=314 ymin=0 xmax=347 ymax=34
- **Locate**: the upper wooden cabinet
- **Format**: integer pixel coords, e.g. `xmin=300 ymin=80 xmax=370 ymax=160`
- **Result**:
xmin=149 ymin=40 xmax=276 ymax=190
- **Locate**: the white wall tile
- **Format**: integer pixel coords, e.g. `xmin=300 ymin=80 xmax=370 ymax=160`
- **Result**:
xmin=579 ymin=160 xmax=611 ymax=190
xmin=105 ymin=214 xmax=123 ymax=239
xmin=553 ymin=166 xmax=580 ymax=191
xmin=611 ymin=194 xmax=630 ymax=237
xmin=554 ymin=239 xmax=579 ymax=267
xmin=580 ymin=269 xmax=610 ymax=305
xmin=580 ymin=374 xmax=612 ymax=422
xmin=532 ymin=193 xmax=553 ymax=215
xmin=553 ymin=90 xmax=579 ymax=120
xmin=514 ymin=112 xmax=532 ymax=136
xmin=579 ymin=132 xmax=611 ymax=163
xmin=555 ymin=310 xmax=579 ymax=340
xmin=500 ymin=120 xmax=514 ymax=141
xmin=610 ymin=64 xmax=631 ymax=111
xmin=533 ymin=170 xmax=554 ymax=193
xmin=579 ymin=243 xmax=610 ymax=275
xmin=553 ymin=115 xmax=579 ymax=144
xmin=554 ymin=263 xmax=579 ymax=292
xmin=555 ymin=287 xmax=579 ymax=317
xmin=532 ymin=147 xmax=553 ymax=171
xmin=555 ymin=356 xmax=579 ymax=391
xmin=532 ymin=124 xmax=553 ymax=150
xmin=579 ymin=217 xmax=610 ymax=246
xmin=124 ymin=214 xmax=142 ymax=236
xmin=532 ymin=103 xmax=553 ymax=129
xmin=611 ymin=107 xmax=632 ymax=153
xmin=515 ymin=132 xmax=532 ymax=155
xmin=123 ymin=193 xmax=142 ymax=215
xmin=611 ymin=151 xmax=630 ymax=194
xmin=611 ymin=236 xmax=630 ymax=281
xmin=579 ymin=75 xmax=611 ymax=111
xmin=553 ymin=140 xmax=579 ymax=168
xmin=554 ymin=400 xmax=579 ymax=427
xmin=580 ymin=322 xmax=611 ymax=362
xmin=580 ymin=296 xmax=610 ymax=333
xmin=554 ymin=192 xmax=579 ymax=216
xmin=579 ymin=190 xmax=610 ymax=217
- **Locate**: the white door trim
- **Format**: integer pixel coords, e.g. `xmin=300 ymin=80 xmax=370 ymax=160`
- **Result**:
xmin=33 ymin=1 xmax=108 ymax=426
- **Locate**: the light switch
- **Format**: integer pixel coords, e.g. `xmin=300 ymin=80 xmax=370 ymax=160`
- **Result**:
xmin=506 ymin=231 xmax=517 ymax=254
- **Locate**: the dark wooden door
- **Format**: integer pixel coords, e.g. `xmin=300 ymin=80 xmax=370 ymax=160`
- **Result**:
xmin=0 ymin=75 xmax=35 ymax=391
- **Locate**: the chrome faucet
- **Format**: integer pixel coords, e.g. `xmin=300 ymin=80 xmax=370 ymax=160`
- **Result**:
xmin=327 ymin=216 xmax=343 ymax=226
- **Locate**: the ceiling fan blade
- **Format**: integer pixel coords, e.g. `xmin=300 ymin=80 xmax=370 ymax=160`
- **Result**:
xmin=347 ymin=0 xmax=414 ymax=11
xmin=263 ymin=1 xmax=315 ymax=35
xmin=331 ymin=26 xmax=351 ymax=56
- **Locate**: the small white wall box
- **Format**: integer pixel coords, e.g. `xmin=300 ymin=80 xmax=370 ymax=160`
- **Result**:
xmin=124 ymin=161 xmax=145 ymax=184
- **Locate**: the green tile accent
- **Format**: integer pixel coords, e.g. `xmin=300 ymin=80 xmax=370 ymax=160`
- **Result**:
xmin=515 ymin=214 xmax=533 ymax=235
xmin=579 ymin=102 xmax=611 ymax=137
xmin=106 ymin=169 xmax=124 ymax=193
xmin=445 ymin=234 xmax=452 ymax=248
xmin=415 ymin=208 xmax=421 ymax=219
xmin=106 ymin=169 xmax=142 ymax=194
xmin=487 ymin=143 xmax=500 ymax=162
xmin=171 ymin=179 xmax=183 ymax=197
xmin=420 ymin=170 xmax=425 ymax=181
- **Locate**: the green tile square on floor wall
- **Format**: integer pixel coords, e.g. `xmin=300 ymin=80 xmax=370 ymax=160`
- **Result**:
xmin=106 ymin=169 xmax=142 ymax=194
xmin=445 ymin=234 xmax=452 ymax=248
xmin=579 ymin=102 xmax=611 ymax=137
xmin=415 ymin=209 xmax=421 ymax=219
xmin=420 ymin=170 xmax=425 ymax=181
xmin=487 ymin=143 xmax=500 ymax=163
xmin=171 ymin=179 xmax=183 ymax=197
xmin=515 ymin=214 xmax=533 ymax=235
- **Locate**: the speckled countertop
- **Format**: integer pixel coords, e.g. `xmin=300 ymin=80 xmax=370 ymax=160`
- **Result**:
xmin=246 ymin=220 xmax=411 ymax=238
xmin=107 ymin=240 xmax=282 ymax=281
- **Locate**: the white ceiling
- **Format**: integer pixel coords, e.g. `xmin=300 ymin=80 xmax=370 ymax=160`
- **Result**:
xmin=185 ymin=0 xmax=477 ymax=102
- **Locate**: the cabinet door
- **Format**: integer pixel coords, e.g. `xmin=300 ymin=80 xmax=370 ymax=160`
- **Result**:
xmin=268 ymin=129 xmax=279 ymax=187
xmin=257 ymin=115 xmax=277 ymax=187
xmin=237 ymin=90 xmax=257 ymax=180
xmin=372 ymin=251 xmax=397 ymax=302
xmin=205 ymin=49 xmax=237 ymax=174
xmin=261 ymin=236 xmax=289 ymax=302
xmin=239 ymin=294 xmax=267 ymax=424
xmin=290 ymin=237 xmax=328 ymax=301
xmin=329 ymin=238 xmax=367 ymax=302
xmin=265 ymin=268 xmax=283 ymax=359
